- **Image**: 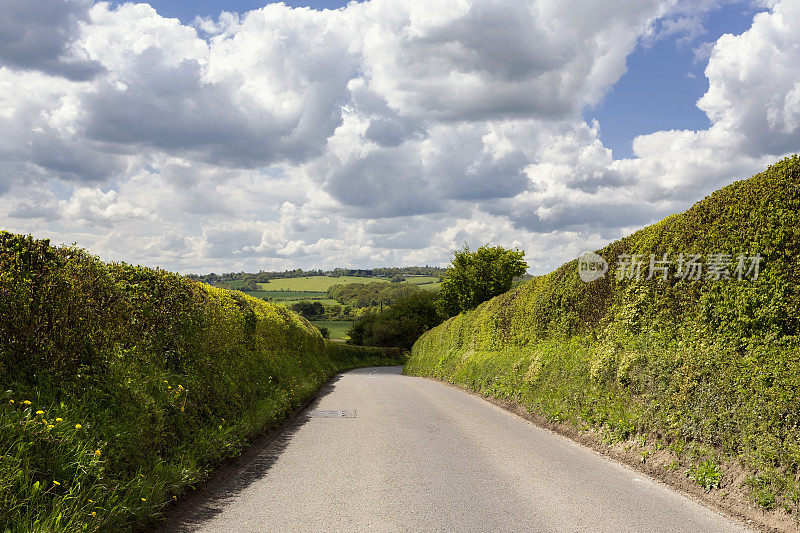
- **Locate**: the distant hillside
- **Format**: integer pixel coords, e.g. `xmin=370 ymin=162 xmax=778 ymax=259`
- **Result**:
xmin=406 ymin=155 xmax=800 ymax=523
xmin=190 ymin=266 xmax=447 ymax=286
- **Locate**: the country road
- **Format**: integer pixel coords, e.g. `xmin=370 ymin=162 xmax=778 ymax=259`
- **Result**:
xmin=161 ymin=366 xmax=752 ymax=533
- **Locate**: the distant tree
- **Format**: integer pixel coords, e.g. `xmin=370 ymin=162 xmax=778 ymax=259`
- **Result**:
xmin=347 ymin=290 xmax=443 ymax=351
xmin=241 ymin=279 xmax=259 ymax=291
xmin=390 ymin=274 xmax=406 ymax=283
xmin=318 ymin=326 xmax=330 ymax=339
xmin=290 ymin=301 xmax=325 ymax=319
xmin=438 ymin=244 xmax=528 ymax=317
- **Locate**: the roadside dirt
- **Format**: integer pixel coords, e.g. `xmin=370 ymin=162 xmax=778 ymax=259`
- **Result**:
xmin=422 ymin=376 xmax=798 ymax=533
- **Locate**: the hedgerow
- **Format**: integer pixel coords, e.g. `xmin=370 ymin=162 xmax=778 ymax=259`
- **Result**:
xmin=406 ymin=155 xmax=800 ymax=511
xmin=0 ymin=234 xmax=402 ymax=531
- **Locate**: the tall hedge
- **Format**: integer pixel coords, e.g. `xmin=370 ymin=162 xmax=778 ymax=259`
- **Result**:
xmin=406 ymin=155 xmax=800 ymax=511
xmin=0 ymin=234 xmax=402 ymax=531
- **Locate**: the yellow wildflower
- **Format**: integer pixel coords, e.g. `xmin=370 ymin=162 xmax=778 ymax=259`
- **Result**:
xmin=75 ymin=423 xmax=82 ymax=429
xmin=53 ymin=480 xmax=61 ymax=486
xmin=47 ymin=425 xmax=54 ymax=429
xmin=95 ymin=449 xmax=102 ymax=457
xmin=55 ymin=418 xmax=63 ymax=422
xmin=36 ymin=410 xmax=44 ymax=415
xmin=91 ymin=512 xmax=97 ymax=517
xmin=88 ymin=499 xmax=94 ymax=503
xmin=8 ymin=399 xmax=13 ymax=404
xmin=141 ymin=497 xmax=147 ymax=502
xmin=23 ymin=400 xmax=31 ymax=405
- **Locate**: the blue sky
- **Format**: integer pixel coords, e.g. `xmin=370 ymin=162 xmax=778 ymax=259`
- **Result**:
xmin=115 ymin=0 xmax=354 ymax=20
xmin=588 ymin=1 xmax=766 ymax=158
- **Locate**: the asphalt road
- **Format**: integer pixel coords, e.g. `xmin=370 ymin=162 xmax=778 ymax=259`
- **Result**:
xmin=164 ymin=366 xmax=752 ymax=533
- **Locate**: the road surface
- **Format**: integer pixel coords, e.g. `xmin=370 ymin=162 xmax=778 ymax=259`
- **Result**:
xmin=163 ymin=366 xmax=751 ymax=532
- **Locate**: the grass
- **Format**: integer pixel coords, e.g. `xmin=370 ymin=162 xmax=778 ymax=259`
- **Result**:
xmin=405 ymin=155 xmax=800 ymax=513
xmin=258 ymin=276 xmax=383 ymax=292
xmin=0 ymin=233 xmax=404 ymax=531
xmin=309 ymin=320 xmax=353 ymax=340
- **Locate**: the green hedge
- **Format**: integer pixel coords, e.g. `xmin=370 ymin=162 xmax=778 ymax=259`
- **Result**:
xmin=0 ymin=233 xmax=403 ymax=531
xmin=406 ymin=155 xmax=800 ymax=511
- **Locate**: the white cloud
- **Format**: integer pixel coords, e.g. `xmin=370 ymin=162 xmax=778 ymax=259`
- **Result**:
xmin=0 ymin=0 xmax=798 ymax=275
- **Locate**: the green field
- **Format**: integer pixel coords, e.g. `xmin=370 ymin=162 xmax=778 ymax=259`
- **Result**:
xmin=403 ymin=275 xmax=439 ymax=285
xmin=259 ymin=276 xmax=385 ymax=291
xmin=309 ymin=320 xmax=353 ymax=340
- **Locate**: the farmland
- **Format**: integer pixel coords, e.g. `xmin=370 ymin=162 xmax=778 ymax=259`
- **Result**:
xmin=309 ymin=320 xmax=353 ymax=340
xmin=258 ymin=275 xmax=382 ymax=291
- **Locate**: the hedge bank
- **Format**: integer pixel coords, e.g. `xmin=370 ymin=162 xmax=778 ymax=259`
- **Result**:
xmin=0 ymin=233 xmax=402 ymax=531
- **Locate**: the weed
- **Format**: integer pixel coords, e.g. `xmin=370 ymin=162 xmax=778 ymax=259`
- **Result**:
xmin=686 ymin=459 xmax=723 ymax=492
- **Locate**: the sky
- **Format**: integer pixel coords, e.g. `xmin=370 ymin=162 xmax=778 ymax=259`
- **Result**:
xmin=0 ymin=0 xmax=798 ymax=275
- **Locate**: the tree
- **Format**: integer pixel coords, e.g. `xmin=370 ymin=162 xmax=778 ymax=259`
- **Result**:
xmin=290 ymin=301 xmax=325 ymax=319
xmin=437 ymin=244 xmax=528 ymax=317
xmin=347 ymin=290 xmax=444 ymax=351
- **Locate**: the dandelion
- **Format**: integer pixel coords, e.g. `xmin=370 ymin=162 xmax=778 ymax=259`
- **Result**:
xmin=55 ymin=418 xmax=63 ymax=422
xmin=36 ymin=410 xmax=44 ymax=415
xmin=23 ymin=400 xmax=31 ymax=405
xmin=75 ymin=423 xmax=82 ymax=429
xmin=8 ymin=399 xmax=13 ymax=404
xmin=47 ymin=425 xmax=54 ymax=429
xmin=91 ymin=512 xmax=97 ymax=517
xmin=168 ymin=386 xmax=172 ymax=390
xmin=94 ymin=449 xmax=102 ymax=457
xmin=53 ymin=480 xmax=61 ymax=486
xmin=172 ymin=495 xmax=177 ymax=501
xmin=88 ymin=499 xmax=94 ymax=503
xmin=141 ymin=497 xmax=147 ymax=502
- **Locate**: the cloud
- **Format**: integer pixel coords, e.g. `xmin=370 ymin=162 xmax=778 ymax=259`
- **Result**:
xmin=0 ymin=0 xmax=798 ymax=275
xmin=0 ymin=0 xmax=103 ymax=80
